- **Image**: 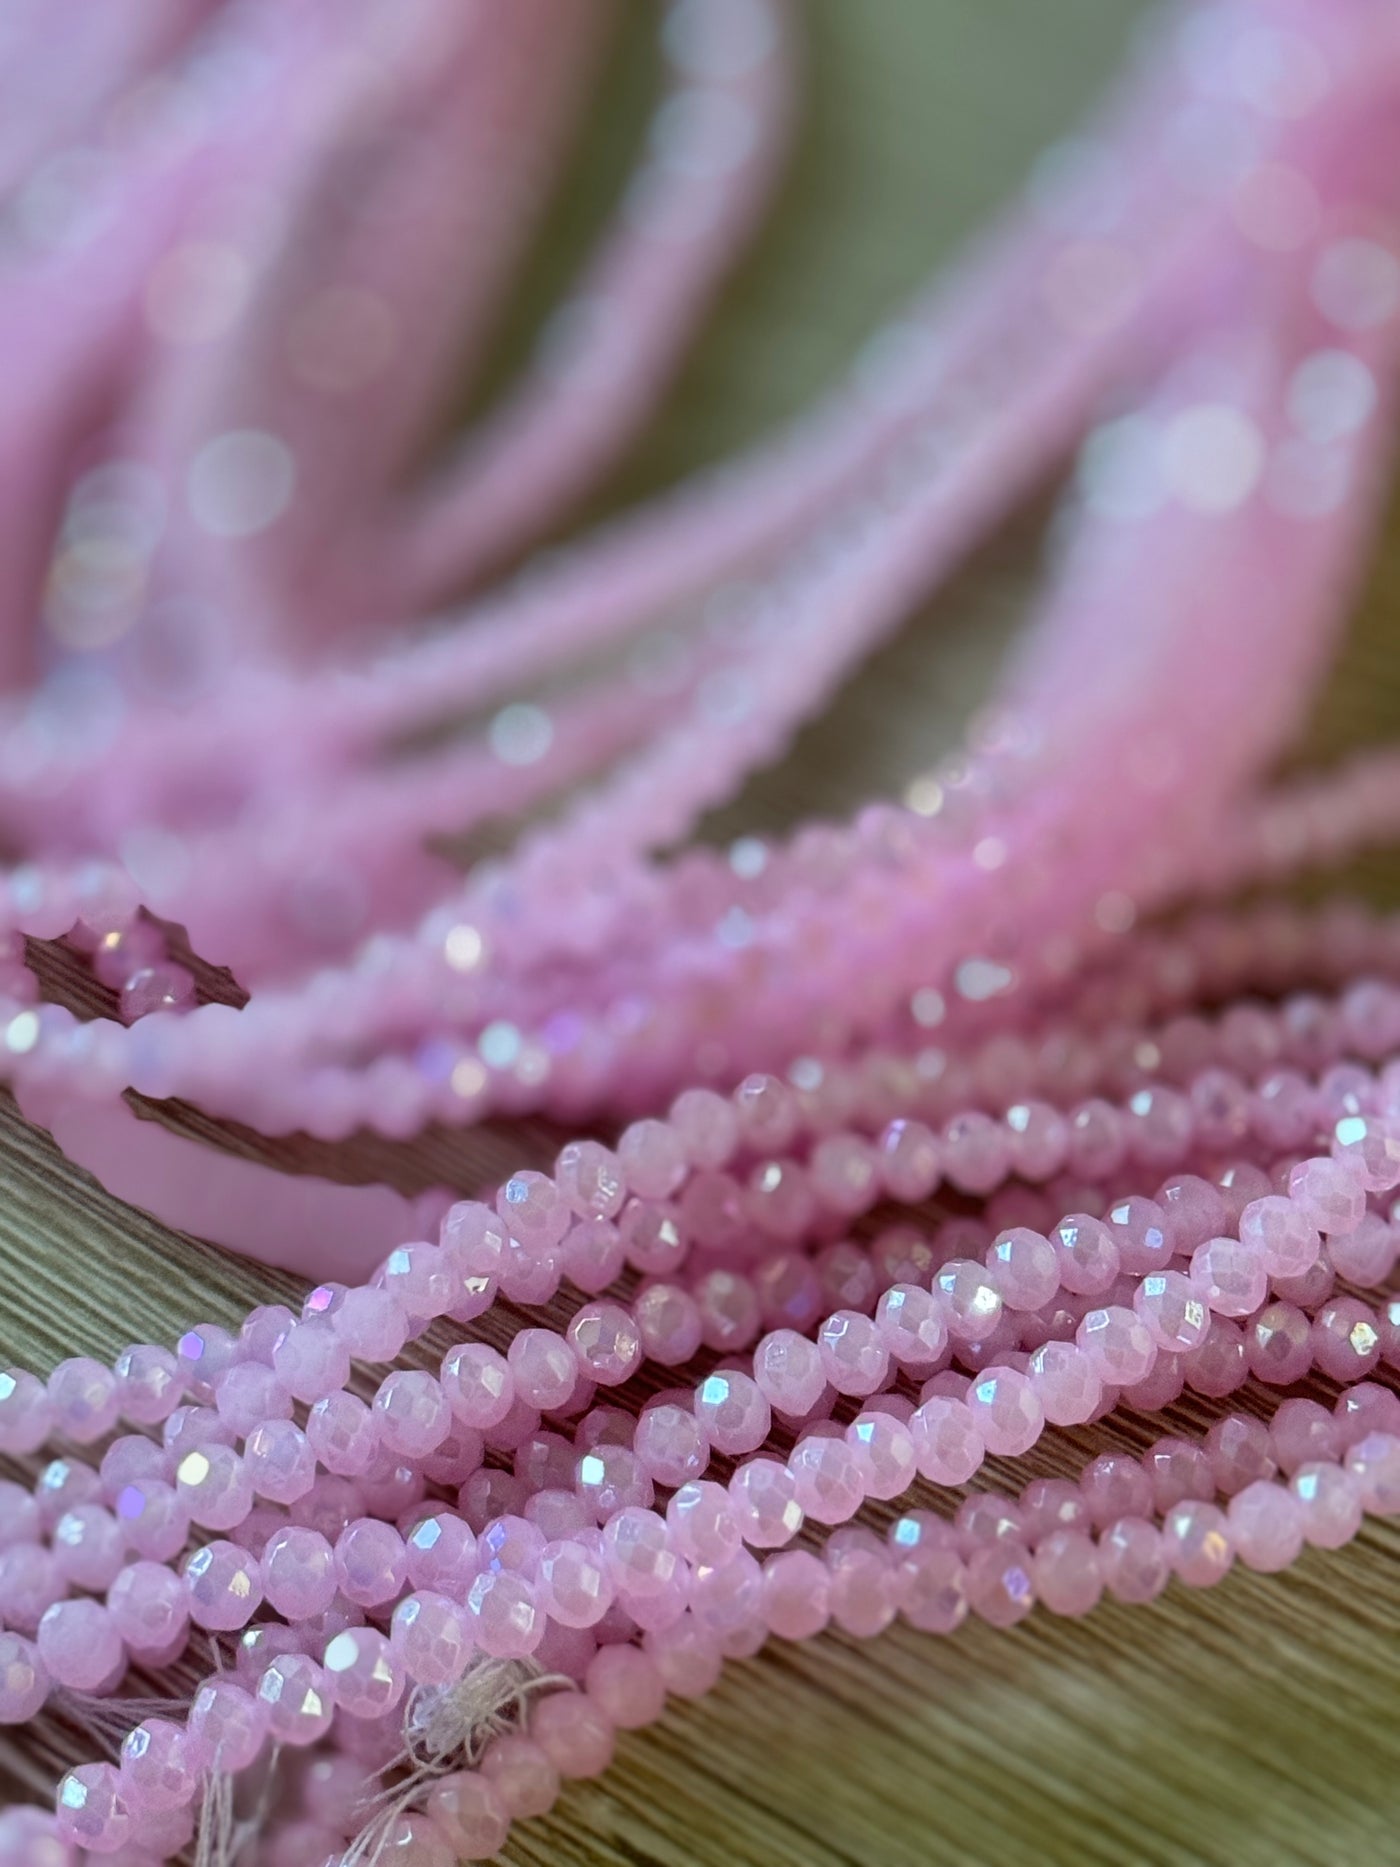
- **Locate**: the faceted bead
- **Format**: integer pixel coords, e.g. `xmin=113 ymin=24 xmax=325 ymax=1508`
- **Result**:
xmin=530 ymin=1691 xmax=615 ymax=1779
xmin=186 ymin=1677 xmax=268 ymax=1772
xmin=55 ymin=1763 xmax=130 ymax=1853
xmin=874 ymin=1285 xmax=947 ymax=1370
xmin=498 ymin=1171 xmax=570 ymax=1251
xmin=965 ymin=1543 xmax=1035 ymax=1626
xmin=1292 ymin=1463 xmax=1363 ymax=1549
xmin=440 ymin=1342 xmax=514 ymax=1428
xmin=175 ymin=1442 xmax=253 ymax=1530
xmin=586 ymin=1644 xmax=665 ymax=1729
xmin=1287 ymin=1157 xmax=1365 ymax=1235
xmin=988 ymin=1229 xmax=1059 ymax=1311
xmin=1033 ymin=1531 xmax=1102 ymax=1616
xmin=323 ymin=1625 xmax=405 ymax=1718
xmin=391 ymin=1592 xmax=473 ymax=1686
xmin=816 ymin=1310 xmax=889 ymax=1398
xmin=634 ymin=1403 xmax=708 ymax=1488
xmin=1328 ymin=1212 xmax=1399 ymax=1284
xmin=965 ymin=1367 xmax=1042 ymax=1456
xmin=729 ymin=1459 xmax=804 ymax=1547
xmin=1228 ymin=1482 xmax=1303 ymax=1571
xmin=1027 ymin=1341 xmax=1102 ymax=1426
xmin=306 ymin=1391 xmax=378 ymax=1475
xmin=688 ymin=1547 xmax=762 ymax=1641
xmin=0 ymin=1632 xmax=48 ymax=1723
xmin=1205 ymin=1416 xmax=1276 ymax=1495
xmin=909 ymin=1396 xmax=985 ymax=1484
xmin=1345 ymin=1431 xmax=1400 ymax=1512
xmin=335 ymin=1519 xmax=408 ymax=1607
xmin=567 ymin=1303 xmax=642 ymax=1386
xmin=441 ymin=1202 xmax=509 ymax=1278
xmin=1239 ymin=1195 xmax=1319 ymax=1280
xmin=262 ymin=1527 xmax=337 ymax=1620
xmin=0 ymin=1370 xmax=53 ymax=1455
xmin=787 ymin=1435 xmax=864 ymax=1524
xmin=603 ymin=1508 xmax=678 ymax=1600
xmin=426 ymin=1771 xmax=511 ymax=1861
xmin=379 ymin=1243 xmax=456 ymax=1320
xmin=1076 ymin=1306 xmax=1154 ymax=1385
xmin=1189 ymin=1237 xmax=1267 ymax=1318
xmin=244 ymin=1419 xmax=315 ymax=1503
xmin=508 ymin=1330 xmax=578 ymax=1413
xmin=332 ymin=1285 xmax=409 ymax=1363
xmin=118 ymin=1717 xmax=195 ymax=1813
xmin=406 ymin=1512 xmax=478 ymax=1595
xmin=184 ymin=1541 xmax=263 ymax=1631
xmin=895 ymin=1537 xmax=969 ymax=1634
xmin=576 ymin=1443 xmax=653 ymax=1519
xmin=38 ymin=1598 xmax=124 ymax=1692
xmin=214 ymin=1361 xmax=289 ymax=1436
xmin=1051 ymin=1215 xmax=1119 ymax=1295
xmin=1103 ymin=1197 xmax=1173 ymax=1275
xmin=670 ymin=1087 xmax=739 ymax=1169
xmin=1162 ymin=1499 xmax=1233 ymax=1586
xmin=617 ymin=1120 xmax=685 ymax=1199
xmin=1144 ymin=1439 xmax=1214 ymax=1512
xmin=107 ymin=1561 xmax=187 ymax=1652
xmin=1333 ymin=1383 xmax=1400 ymax=1448
xmin=643 ymin=1614 xmax=722 ymax=1698
xmin=537 ymin=1539 xmax=613 ymax=1628
xmin=694 ymin=1270 xmax=761 ymax=1354
xmin=113 ymin=1345 xmax=181 ymax=1425
xmin=1080 ymin=1454 xmax=1152 ymax=1530
xmin=1021 ymin=1477 xmax=1091 ymax=1543
xmin=826 ymin=1538 xmax=896 ymax=1637
xmin=53 ymin=1504 xmax=125 ymax=1590
xmin=1134 ymin=1271 xmax=1209 ymax=1352
xmin=935 ymin=1261 xmax=1004 ymax=1342
xmin=48 ymin=1358 xmax=120 ymax=1443
xmin=0 ymin=1544 xmax=62 ymax=1631
xmin=1270 ymin=1397 xmax=1340 ymax=1473
xmin=257 ymin=1654 xmax=333 ymax=1746
xmin=753 ymin=1329 xmax=826 ymax=1417
xmin=763 ymin=1548 xmax=830 ymax=1639
xmin=847 ymin=1412 xmax=918 ymax=1500
xmin=1098 ymin=1518 xmax=1169 ymax=1602
xmin=1248 ymin=1303 xmax=1313 ymax=1385
xmin=561 ymin=1217 xmax=625 ymax=1294
xmin=809 ymin=1132 xmax=879 ymax=1216
xmin=666 ymin=1481 xmax=741 ymax=1566
xmin=374 ymin=1370 xmax=451 ymax=1459
xmin=942 ymin=1111 xmax=1008 ymax=1195
xmin=479 ymin=1734 xmax=559 ymax=1823
xmin=1188 ymin=1314 xmax=1252 ymax=1399
xmin=1156 ymin=1174 xmax=1230 ymax=1252
xmin=878 ymin=1117 xmax=941 ymax=1201
xmin=1332 ymin=1115 xmax=1400 ymax=1192
xmin=633 ymin=1283 xmax=703 ymax=1365
xmin=694 ymin=1370 xmax=770 ymax=1455
xmin=1312 ymin=1298 xmax=1382 ymax=1382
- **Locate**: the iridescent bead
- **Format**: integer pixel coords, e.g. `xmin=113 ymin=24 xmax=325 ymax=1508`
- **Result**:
xmin=373 ymin=1370 xmax=451 ymax=1459
xmin=174 ymin=1325 xmax=236 ymax=1403
xmin=1287 ymin=1156 xmax=1365 ymax=1235
xmin=1328 ymin=1212 xmax=1399 ymax=1284
xmin=1335 ymin=1384 xmax=1400 ymax=1448
xmin=0 ymin=1544 xmax=62 ymax=1630
xmin=112 ymin=1478 xmax=188 ymax=1561
xmin=1033 ymin=1530 xmax=1103 ymax=1616
xmin=1331 ymin=1114 xmax=1400 ymax=1192
xmin=0 ymin=1632 xmax=48 ymax=1723
xmin=728 ymin=1459 xmax=803 ymax=1548
xmin=965 ymin=1542 xmax=1035 ymax=1627
xmin=1144 ymin=1438 xmax=1214 ymax=1512
xmin=406 ymin=1512 xmax=478 ymax=1595
xmin=332 ymin=1286 xmax=409 ymax=1363
xmin=965 ymin=1367 xmax=1042 ymax=1456
xmin=1027 ymin=1341 xmax=1102 ymax=1426
xmin=37 ymin=1598 xmax=123 ymax=1691
xmin=47 ymin=1357 xmax=119 ymax=1443
xmin=846 ymin=1412 xmax=918 ymax=1500
xmin=1228 ymin=1481 xmax=1303 ymax=1571
xmin=537 ymin=1538 xmax=613 ymax=1628
xmin=942 ymin=1110 xmax=1008 ymax=1194
xmin=567 ymin=1302 xmax=643 ymax=1385
xmin=753 ymin=1329 xmax=826 ymax=1417
xmin=1051 ymin=1215 xmax=1119 ymax=1295
xmin=323 ymin=1625 xmax=405 ymax=1718
xmin=1162 ymin=1499 xmax=1233 ymax=1587
xmin=694 ymin=1269 xmax=761 ymax=1354
xmin=426 ymin=1771 xmax=511 ymax=1862
xmin=261 ymin=1527 xmax=336 ymax=1619
xmin=508 ymin=1330 xmax=578 ymax=1413
xmin=816 ymin=1310 xmax=888 ymax=1397
xmin=693 ymin=1370 xmax=770 ymax=1454
xmin=1205 ymin=1415 xmax=1276 ymax=1494
xmin=175 ymin=1442 xmax=252 ymax=1530
xmin=1312 ymin=1298 xmax=1382 ymax=1382
xmin=214 ymin=1361 xmax=289 ymax=1436
xmin=184 ymin=1541 xmax=263 ymax=1631
xmin=1133 ymin=1270 xmax=1209 ymax=1352
xmin=187 ymin=1677 xmax=268 ymax=1772
xmin=633 ymin=1282 xmax=703 ymax=1365
xmin=52 ymin=1504 xmax=125 ymax=1590
xmin=602 ymin=1507 xmax=678 ymax=1599
xmin=987 ymin=1228 xmax=1059 ymax=1312
xmin=643 ymin=1615 xmax=723 ymax=1698
xmin=893 ymin=1529 xmax=968 ymax=1634
xmin=1076 ymin=1306 xmax=1154 ymax=1385
xmin=878 ymin=1117 xmax=941 ymax=1201
xmin=935 ymin=1260 xmax=1003 ymax=1342
xmin=555 ymin=1140 xmax=626 ymax=1220
xmin=618 ymin=1119 xmax=685 ymax=1199
xmin=498 ymin=1170 xmax=570 ymax=1252
xmin=1189 ymin=1236 xmax=1267 ymax=1317
xmin=113 ymin=1346 xmax=181 ymax=1425
xmin=55 ymin=1764 xmax=130 ymax=1854
xmin=118 ymin=1718 xmax=195 ymax=1814
xmin=874 ymin=1284 xmax=947 ymax=1370
xmin=0 ymin=1481 xmax=39 ymax=1549
xmin=909 ymin=1395 xmax=985 ymax=1483
xmin=1292 ymin=1463 xmax=1363 ymax=1549
xmin=304 ymin=1390 xmax=377 ymax=1476
xmin=634 ymin=1402 xmax=709 ymax=1489
xmin=670 ymin=1087 xmax=739 ymax=1169
xmin=760 ymin=1549 xmax=829 ymax=1638
xmin=1183 ymin=1317 xmax=1249 ymax=1398
xmin=826 ymin=1533 xmax=896 ymax=1638
xmin=1247 ymin=1302 xmax=1313 ymax=1386
xmin=107 ymin=1561 xmax=187 ymax=1653
xmin=1344 ymin=1431 xmax=1400 ymax=1512
xmin=391 ymin=1592 xmax=473 ymax=1686
xmin=1098 ymin=1518 xmax=1169 ymax=1602
xmin=1103 ymin=1197 xmax=1173 ymax=1275
xmin=689 ymin=1546 xmax=762 ymax=1641
xmin=787 ymin=1435 xmax=863 ymax=1524
xmin=335 ymin=1519 xmax=408 ymax=1607
xmin=440 ymin=1341 xmax=514 ymax=1428
xmin=666 ymin=1481 xmax=741 ymax=1566
xmin=258 ymin=1653 xmax=333 ymax=1746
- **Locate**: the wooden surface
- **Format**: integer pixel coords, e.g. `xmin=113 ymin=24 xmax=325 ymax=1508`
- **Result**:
xmin=5 ymin=5 xmax=1400 ymax=1862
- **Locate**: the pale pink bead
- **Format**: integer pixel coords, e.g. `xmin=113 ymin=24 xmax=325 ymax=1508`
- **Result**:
xmin=38 ymin=1457 xmax=102 ymax=1528
xmin=667 ymin=1481 xmax=741 ymax=1567
xmin=257 ymin=1528 xmax=333 ymax=1624
xmin=1329 ymin=1212 xmax=1399 ymax=1284
xmin=257 ymin=1653 xmax=333 ymax=1747
xmin=1312 ymin=1299 xmax=1383 ymax=1382
xmin=306 ymin=1391 xmax=378 ymax=1476
xmin=106 ymin=1560 xmax=187 ymax=1650
xmin=273 ymin=1321 xmax=350 ymax=1404
xmin=0 ymin=1370 xmax=52 ymax=1455
xmin=1345 ymin=1432 xmax=1400 ymax=1512
xmin=333 ymin=1286 xmax=409 ymax=1363
xmin=118 ymin=1717 xmax=195 ymax=1814
xmin=1066 ymin=1098 xmax=1127 ymax=1179
xmin=633 ymin=1283 xmax=703 ymax=1365
xmin=110 ymin=1478 xmax=187 ymax=1562
xmin=465 ymin=1568 xmax=541 ymax=1658
xmin=1104 ymin=1197 xmax=1173 ymax=1275
xmin=1098 ymin=1518 xmax=1169 ymax=1603
xmin=214 ymin=1361 xmax=288 ymax=1437
xmin=965 ymin=1542 xmax=1034 ymax=1627
xmin=426 ymin=1771 xmax=511 ymax=1861
xmin=694 ymin=1370 xmax=770 ymax=1455
xmin=508 ymin=1330 xmax=578 ymax=1413
xmin=1188 ymin=1070 xmax=1251 ymax=1153
xmin=100 ymin=1436 xmax=167 ymax=1496
xmin=810 ymin=1133 xmax=879 ymax=1216
xmin=55 ymin=1763 xmax=130 ymax=1854
xmin=537 ymin=1538 xmax=613 ymax=1627
xmin=440 ymin=1342 xmax=513 ymax=1429
xmin=734 ymin=1074 xmax=798 ymax=1151
xmin=0 ymin=1807 xmax=68 ymax=1866
xmin=817 ymin=1239 xmax=879 ymax=1312
xmin=1122 ymin=1353 xmax=1185 ymax=1414
xmin=1332 ymin=1114 xmax=1400 ymax=1192
xmin=603 ymin=1508 xmax=678 ymax=1598
xmin=499 ymin=1233 xmax=562 ymax=1305
xmin=965 ymin=1366 xmax=1042 ymax=1456
xmin=753 ymin=1329 xmax=827 ymax=1416
xmin=48 ymin=1357 xmax=120 ymax=1443
xmin=0 ymin=1545 xmax=62 ymax=1630
xmin=847 ymin=1412 xmax=918 ymax=1500
xmin=336 ymin=1518 xmax=408 ymax=1607
xmin=788 ymin=1435 xmax=864 ymax=1524
xmin=498 ymin=1170 xmax=570 ymax=1251
xmin=816 ymin=1310 xmax=888 ymax=1398
xmin=174 ymin=1442 xmax=252 ymax=1530
xmin=1189 ymin=1236 xmax=1267 ymax=1318
xmin=618 ymin=1119 xmax=685 ymax=1199
xmin=1334 ymin=1383 xmax=1400 ymax=1448
xmin=1157 ymin=1175 xmax=1230 ymax=1252
xmin=1292 ymin=1463 xmax=1363 ymax=1549
xmin=1186 ymin=1313 xmax=1251 ymax=1399
xmin=987 ymin=1229 xmax=1059 ymax=1312
xmin=635 ymin=1403 xmax=709 ymax=1488
xmin=1019 ymin=1478 xmax=1090 ymax=1543
xmin=894 ymin=1529 xmax=968 ymax=1633
xmin=576 ymin=1442 xmax=654 ymax=1519
xmin=53 ymin=1504 xmax=125 ymax=1591
xmin=619 ymin=1198 xmax=689 ymax=1277
xmin=187 ymin=1677 xmax=268 ymax=1772
xmin=1051 ymin=1215 xmax=1118 ymax=1296
xmin=389 ymin=1591 xmax=472 ymax=1686
xmin=0 ymin=1632 xmax=48 ymax=1723
xmin=935 ymin=1260 xmax=1004 ymax=1342
xmin=1076 ymin=1306 xmax=1154 ymax=1385
xmin=1228 ymin=1481 xmax=1303 ymax=1572
xmin=1248 ymin=1303 xmax=1313 ymax=1386
xmin=1144 ymin=1439 xmax=1214 ymax=1512
xmin=567 ymin=1302 xmax=642 ymax=1385
xmin=727 ymin=1459 xmax=803 ymax=1548
xmin=555 ymin=1141 xmax=625 ymax=1221
xmin=184 ymin=1540 xmax=263 ymax=1632
xmin=1205 ymin=1415 xmax=1276 ymax=1495
xmin=875 ymin=1285 xmax=947 ymax=1370
xmin=755 ymin=1253 xmax=824 ymax=1332
xmin=373 ymin=1371 xmax=451 ymax=1460
xmin=561 ymin=1217 xmax=625 ymax=1294
xmin=1162 ymin=1499 xmax=1233 ymax=1586
xmin=376 ymin=1814 xmax=455 ymax=1866
xmin=689 ymin=1546 xmax=762 ymax=1644
xmin=38 ymin=1598 xmax=123 ymax=1692
xmin=460 ymin=1468 xmax=527 ymax=1532
xmin=1269 ymin=1397 xmax=1339 ymax=1473
xmin=909 ymin=1395 xmax=985 ymax=1483
xmin=826 ymin=1536 xmax=896 ymax=1638
xmin=404 ymin=1513 xmax=477 ymax=1596
xmin=479 ymin=1734 xmax=560 ymax=1822
xmin=669 ymin=1087 xmax=739 ymax=1170
xmin=694 ymin=1269 xmax=761 ymax=1354
xmin=530 ymin=1691 xmax=615 ymax=1779
xmin=645 ymin=1615 xmax=723 ymax=1697
xmin=942 ymin=1110 xmax=1008 ymax=1195
xmin=1239 ymin=1195 xmax=1319 ymax=1280
xmin=878 ymin=1118 xmax=941 ymax=1201
xmin=1134 ymin=1270 xmax=1209 ymax=1352
xmin=1288 ymin=1156 xmax=1366 ymax=1235
xmin=757 ymin=1547 xmax=827 ymax=1639
xmin=113 ymin=1345 xmax=182 ymax=1425
xmin=240 ymin=1418 xmax=313 ymax=1504
xmin=872 ymin=1225 xmax=937 ymax=1289
xmin=440 ymin=1202 xmax=508 ymax=1280
xmin=586 ymin=1644 xmax=665 ymax=1729
xmin=1033 ymin=1530 xmax=1102 ymax=1616
xmin=1027 ymin=1340 xmax=1103 ymax=1426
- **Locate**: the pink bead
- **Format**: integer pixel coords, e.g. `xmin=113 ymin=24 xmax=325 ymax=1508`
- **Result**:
xmin=107 ymin=1561 xmax=187 ymax=1653
xmin=1270 ymin=1397 xmax=1340 ymax=1473
xmin=632 ymin=1402 xmax=707 ymax=1488
xmin=333 ymin=1286 xmax=409 ymax=1363
xmin=1051 ymin=1214 xmax=1119 ymax=1296
xmin=1144 ymin=1439 xmax=1214 ymax=1512
xmin=1292 ymin=1463 xmax=1363 ymax=1549
xmin=1134 ymin=1270 xmax=1209 ymax=1352
xmin=1103 ymin=1197 xmax=1173 ymax=1276
xmin=602 ymin=1508 xmax=678 ymax=1598
xmin=258 ymin=1653 xmax=333 ymax=1746
xmin=1328 ymin=1212 xmax=1399 ymax=1284
xmin=118 ymin=1718 xmax=194 ymax=1814
xmin=1076 ymin=1306 xmax=1154 ymax=1385
xmin=847 ymin=1412 xmax=918 ymax=1500
xmin=499 ymin=1170 xmax=570 ymax=1251
xmin=55 ymin=1764 xmax=130 ymax=1853
xmin=987 ymin=1229 xmax=1059 ymax=1312
xmin=561 ymin=1217 xmax=626 ymax=1294
xmin=942 ymin=1110 xmax=1008 ymax=1195
xmin=374 ymin=1370 xmax=451 ymax=1459
xmin=479 ymin=1734 xmax=560 ymax=1822
xmin=874 ymin=1284 xmax=947 ymax=1371
xmin=48 ymin=1357 xmax=119 ymax=1443
xmin=1205 ymin=1415 xmax=1276 ymax=1495
xmin=187 ymin=1677 xmax=268 ymax=1773
xmin=336 ymin=1518 xmax=408 ymax=1607
xmin=729 ymin=1459 xmax=804 ymax=1547
xmin=1027 ymin=1340 xmax=1102 ymax=1425
xmin=1248 ymin=1302 xmax=1313 ymax=1386
xmin=272 ymin=1321 xmax=351 ymax=1403
xmin=816 ymin=1310 xmax=889 ymax=1397
xmin=0 ymin=1481 xmax=39 ymax=1549
xmin=0 ymin=1545 xmax=62 ymax=1631
xmin=878 ymin=1117 xmax=941 ymax=1200
xmin=1239 ymin=1195 xmax=1319 ymax=1279
xmin=809 ymin=1132 xmax=879 ymax=1216
xmin=244 ymin=1419 xmax=315 ymax=1504
xmin=112 ymin=1478 xmax=189 ymax=1564
xmin=935 ymin=1260 xmax=1004 ymax=1342
xmin=753 ymin=1329 xmax=826 ymax=1417
xmin=826 ymin=1537 xmax=896 ymax=1638
xmin=508 ymin=1329 xmax=578 ymax=1413
xmin=323 ymin=1625 xmax=405 ymax=1717
xmin=376 ymin=1814 xmax=456 ymax=1866
xmin=441 ymin=1202 xmax=508 ymax=1278
xmin=537 ymin=1538 xmax=613 ymax=1628
xmin=670 ymin=1088 xmax=739 ymax=1170
xmin=788 ymin=1435 xmax=864 ymax=1524
xmin=113 ymin=1346 xmax=181 ymax=1425
xmin=1081 ymin=1454 xmax=1153 ymax=1530
xmin=426 ymin=1772 xmax=511 ymax=1861
xmin=440 ymin=1342 xmax=514 ymax=1429
xmin=1099 ymin=1517 xmax=1168 ymax=1603
xmin=1334 ymin=1383 xmax=1400 ymax=1448
xmin=306 ymin=1391 xmax=378 ymax=1476
xmin=391 ymin=1591 xmax=473 ymax=1685
xmin=631 ymin=1282 xmax=702 ymax=1365
xmin=1020 ymin=1478 xmax=1091 ymax=1543
xmin=694 ymin=1370 xmax=770 ymax=1455
xmin=667 ymin=1481 xmax=741 ymax=1566
xmin=174 ymin=1441 xmax=253 ymax=1530
xmin=965 ymin=1543 xmax=1035 ymax=1627
xmin=1345 ymin=1432 xmax=1400 ymax=1512
xmin=184 ymin=1540 xmax=263 ymax=1631
xmin=1228 ymin=1481 xmax=1303 ymax=1571
xmin=1156 ymin=1174 xmax=1230 ymax=1252
xmin=38 ymin=1597 xmax=123 ymax=1693
xmin=644 ymin=1614 xmax=723 ymax=1697
xmin=1162 ymin=1500 xmax=1233 ymax=1587
xmin=586 ymin=1643 xmax=665 ymax=1729
xmin=0 ymin=1808 xmax=69 ymax=1867
xmin=964 ymin=1366 xmax=1042 ymax=1456
xmin=761 ymin=1548 xmax=830 ymax=1643
xmin=262 ymin=1527 xmax=337 ymax=1620
xmin=618 ymin=1120 xmax=685 ymax=1199
xmin=909 ymin=1395 xmax=985 ymax=1483
xmin=214 ymin=1361 xmax=289 ymax=1436
xmin=568 ymin=1302 xmax=642 ymax=1385
xmin=1288 ymin=1156 xmax=1365 ymax=1235
xmin=694 ymin=1269 xmax=761 ymax=1354
xmin=1312 ymin=1298 xmax=1383 ymax=1381
xmin=894 ymin=1532 xmax=968 ymax=1634
xmin=1189 ymin=1236 xmax=1267 ymax=1318
xmin=0 ymin=1632 xmax=48 ymax=1723
xmin=53 ymin=1504 xmax=125 ymax=1590
xmin=531 ymin=1690 xmax=615 ymax=1779
xmin=1332 ymin=1114 xmax=1400 ymax=1192
xmin=1033 ymin=1530 xmax=1102 ymax=1616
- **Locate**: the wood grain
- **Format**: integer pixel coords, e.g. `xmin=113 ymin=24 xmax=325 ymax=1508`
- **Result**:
xmin=4 ymin=5 xmax=1400 ymax=1863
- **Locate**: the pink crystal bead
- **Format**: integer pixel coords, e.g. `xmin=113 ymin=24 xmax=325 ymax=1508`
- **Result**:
xmin=1028 ymin=1341 xmax=1103 ymax=1425
xmin=55 ymin=1763 xmax=129 ymax=1853
xmin=52 ymin=1504 xmax=125 ymax=1590
xmin=1332 ymin=1114 xmax=1400 ymax=1191
xmin=107 ymin=1561 xmax=188 ymax=1652
xmin=1099 ymin=1517 xmax=1169 ymax=1602
xmin=426 ymin=1772 xmax=511 ymax=1861
xmin=537 ymin=1538 xmax=613 ymax=1627
xmin=667 ymin=1481 xmax=741 ymax=1567
xmin=244 ymin=1419 xmax=315 ymax=1503
xmin=1228 ymin=1481 xmax=1304 ymax=1571
xmin=635 ymin=1403 xmax=709 ymax=1487
xmin=508 ymin=1329 xmax=578 ymax=1412
xmin=323 ymin=1625 xmax=406 ymax=1717
xmin=1344 ymin=1432 xmax=1400 ymax=1513
xmin=1206 ymin=1416 xmax=1276 ymax=1495
xmin=1162 ymin=1499 xmax=1233 ymax=1587
xmin=1312 ymin=1298 xmax=1383 ymax=1382
xmin=826 ymin=1535 xmax=897 ymax=1637
xmin=1033 ymin=1530 xmax=1103 ymax=1616
xmin=0 ymin=1632 xmax=48 ymax=1723
xmin=729 ymin=1459 xmax=804 ymax=1547
xmin=935 ymin=1260 xmax=1004 ymax=1341
xmin=261 ymin=1526 xmax=337 ymax=1619
xmin=618 ymin=1120 xmax=685 ymax=1199
xmin=374 ymin=1370 xmax=452 ymax=1459
xmin=333 ymin=1285 xmax=409 ymax=1362
xmin=1103 ymin=1197 xmax=1172 ymax=1275
xmin=1051 ymin=1215 xmax=1119 ymax=1295
xmin=1189 ymin=1236 xmax=1267 ymax=1318
xmin=306 ymin=1391 xmax=378 ymax=1475
xmin=910 ymin=1395 xmax=985 ymax=1483
xmin=479 ymin=1734 xmax=559 ymax=1822
xmin=184 ymin=1541 xmax=263 ymax=1631
xmin=816 ymin=1309 xmax=889 ymax=1397
xmin=1133 ymin=1270 xmax=1209 ymax=1352
xmin=0 ymin=1370 xmax=53 ymax=1454
xmin=186 ymin=1677 xmax=268 ymax=1772
xmin=530 ymin=1691 xmax=615 ymax=1779
xmin=257 ymin=1653 xmax=333 ymax=1747
xmin=788 ymin=1435 xmax=864 ymax=1524
xmin=965 ymin=1542 xmax=1035 ymax=1627
xmin=1076 ymin=1307 xmax=1154 ymax=1384
xmin=48 ymin=1358 xmax=120 ymax=1443
xmin=568 ymin=1302 xmax=643 ymax=1385
xmin=586 ymin=1643 xmax=665 ymax=1729
xmin=1292 ymin=1462 xmax=1363 ymax=1548
xmin=694 ymin=1370 xmax=771 ymax=1454
xmin=118 ymin=1718 xmax=195 ymax=1814
xmin=603 ymin=1507 xmax=679 ymax=1601
xmin=336 ymin=1518 xmax=408 ymax=1607
xmin=391 ymin=1591 xmax=474 ymax=1685
xmin=174 ymin=1442 xmax=253 ymax=1530
xmin=874 ymin=1284 xmax=947 ymax=1370
xmin=441 ymin=1342 xmax=514 ymax=1427
xmin=753 ymin=1329 xmax=826 ymax=1416
xmin=38 ymin=1598 xmax=123 ymax=1692
xmin=1288 ymin=1157 xmax=1365 ymax=1235
xmin=848 ymin=1412 xmax=918 ymax=1500
xmin=988 ymin=1229 xmax=1059 ymax=1311
xmin=965 ymin=1366 xmax=1043 ymax=1456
